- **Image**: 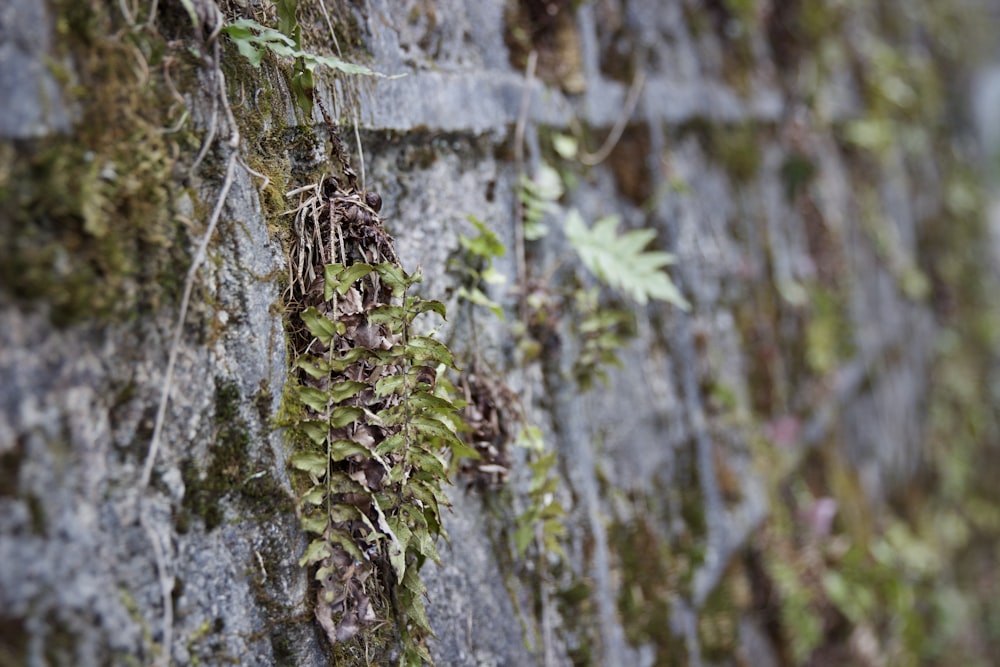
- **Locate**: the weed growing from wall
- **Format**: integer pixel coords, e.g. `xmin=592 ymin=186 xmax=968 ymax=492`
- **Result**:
xmin=281 ymin=124 xmax=476 ymax=664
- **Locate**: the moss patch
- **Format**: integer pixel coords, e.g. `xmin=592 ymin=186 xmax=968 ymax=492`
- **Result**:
xmin=0 ymin=2 xmax=201 ymax=326
xmin=179 ymin=378 xmax=291 ymax=532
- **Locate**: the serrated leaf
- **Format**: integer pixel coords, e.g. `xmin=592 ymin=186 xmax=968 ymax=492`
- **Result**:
xmin=407 ymin=391 xmax=456 ymax=412
xmin=290 ymin=452 xmax=327 ymax=476
xmin=409 ymin=298 xmax=448 ymax=320
xmin=326 ymin=470 xmax=367 ymax=494
xmin=327 ymin=528 xmax=366 ymax=562
xmin=450 ymin=438 xmax=482 ymax=460
xmin=367 ymin=304 xmax=408 ymax=327
xmin=415 ymin=527 xmax=441 ymax=565
xmin=298 ymin=538 xmax=331 ymax=567
xmin=407 ymin=446 xmax=447 ymax=478
xmin=329 ymin=406 xmax=364 ymax=428
xmin=300 ymin=307 xmax=340 ymax=345
xmin=411 ymin=414 xmax=462 ymax=445
xmin=297 ymin=386 xmax=329 ymax=413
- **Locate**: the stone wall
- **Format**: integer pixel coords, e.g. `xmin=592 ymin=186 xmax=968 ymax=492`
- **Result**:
xmin=2 ymin=1 xmax=999 ymax=666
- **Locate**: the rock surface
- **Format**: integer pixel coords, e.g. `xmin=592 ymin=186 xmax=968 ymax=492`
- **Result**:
xmin=2 ymin=1 xmax=999 ymax=666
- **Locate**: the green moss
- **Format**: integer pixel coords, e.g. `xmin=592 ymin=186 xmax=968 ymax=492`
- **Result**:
xmin=680 ymin=120 xmax=762 ymax=184
xmin=0 ymin=2 xmax=202 ymax=326
xmin=697 ymin=566 xmax=746 ymax=661
xmin=804 ymin=285 xmax=853 ymax=375
xmin=179 ymin=378 xmax=291 ymax=532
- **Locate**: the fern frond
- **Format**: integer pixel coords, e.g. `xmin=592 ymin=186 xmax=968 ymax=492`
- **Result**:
xmin=564 ymin=209 xmax=690 ymax=308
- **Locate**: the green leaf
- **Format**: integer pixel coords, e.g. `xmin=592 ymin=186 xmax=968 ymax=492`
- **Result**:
xmin=367 ymin=304 xmax=408 ymax=327
xmin=330 ymin=406 xmax=364 ymax=428
xmin=300 ymin=485 xmax=326 ymax=505
xmin=276 ymin=0 xmax=300 ymax=48
xmin=411 ymin=414 xmax=461 ymax=442
xmin=298 ymin=420 xmax=328 ymax=445
xmin=406 ymin=391 xmax=456 ymax=412
xmin=461 ymin=215 xmax=507 ymax=258
xmin=325 ymin=471 xmax=367 ymax=494
xmin=295 ymin=355 xmax=330 ymax=379
xmin=373 ymin=262 xmax=409 ymax=296
xmin=328 ymin=380 xmax=367 ymax=403
xmin=374 ymin=373 xmax=409 ymax=397
xmin=406 ymin=336 xmax=456 ymax=368
xmin=329 ymin=438 xmax=371 ymax=461
xmin=564 ymin=210 xmax=690 ymax=308
xmin=408 ymin=298 xmax=448 ymax=320
xmin=373 ymin=432 xmax=407 ymax=457
xmin=297 ymin=386 xmax=329 ymax=413
xmin=456 ymin=286 xmax=504 ymax=319
xmin=327 ymin=527 xmax=367 ymax=562
xmin=300 ymin=307 xmax=340 ymax=345
xmin=333 ymin=263 xmax=376 ymax=294
xmin=407 ymin=446 xmax=447 ymax=478
xmin=300 ymin=512 xmax=328 ymax=535
xmin=552 ymin=132 xmax=579 ymax=160
xmin=298 ymin=538 xmax=331 ymax=567
xmin=449 ymin=438 xmax=482 ymax=460
xmin=290 ymin=452 xmax=327 ymax=476
xmin=514 ymin=521 xmax=534 ymax=556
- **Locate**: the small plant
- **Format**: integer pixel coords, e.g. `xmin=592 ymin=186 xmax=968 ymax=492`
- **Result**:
xmin=283 ymin=138 xmax=475 ymax=663
xmin=563 ymin=209 xmax=689 ymax=309
xmin=220 ymin=0 xmax=394 ymax=118
xmin=453 ymin=214 xmax=507 ymax=319
xmin=512 ymin=426 xmax=567 ymax=560
xmin=572 ymin=288 xmax=634 ymax=390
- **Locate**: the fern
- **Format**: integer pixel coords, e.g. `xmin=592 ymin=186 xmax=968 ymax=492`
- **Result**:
xmin=563 ymin=209 xmax=689 ymax=308
xmin=518 ymin=164 xmax=563 ymax=241
xmin=285 ymin=172 xmax=474 ymax=664
xmin=453 ymin=215 xmax=507 ymax=318
xmin=220 ymin=6 xmax=398 ymax=118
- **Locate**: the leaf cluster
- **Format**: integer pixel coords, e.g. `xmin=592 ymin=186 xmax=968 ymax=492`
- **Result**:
xmin=452 ymin=215 xmax=507 ymax=319
xmin=572 ymin=288 xmax=635 ymax=390
xmin=513 ymin=431 xmax=567 ymax=561
xmin=219 ymin=1 xmax=393 ymax=118
xmin=518 ymin=164 xmax=563 ymax=241
xmin=285 ymin=177 xmax=472 ymax=665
